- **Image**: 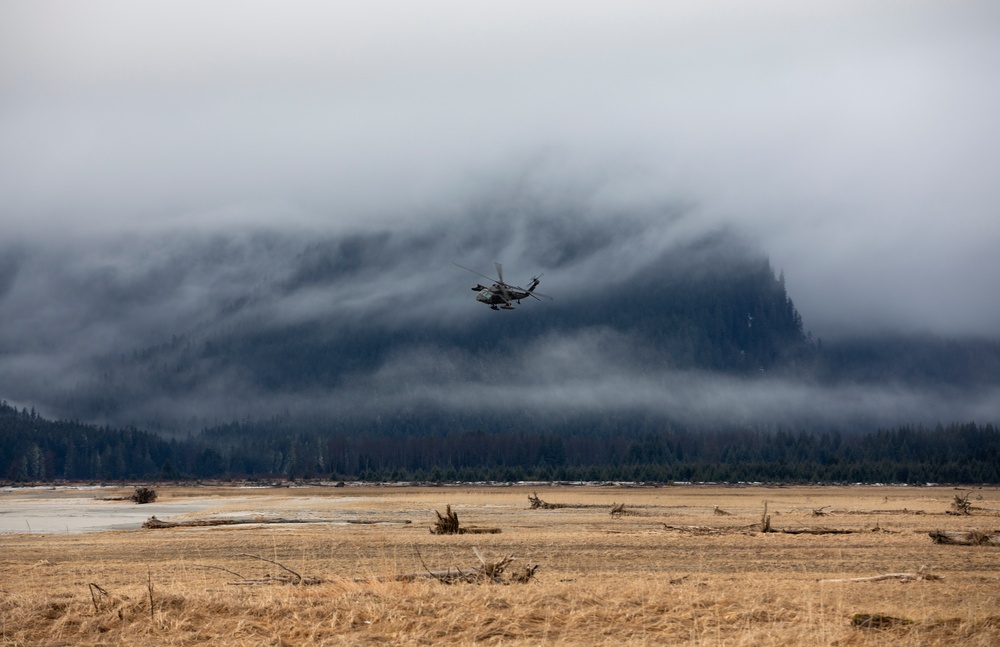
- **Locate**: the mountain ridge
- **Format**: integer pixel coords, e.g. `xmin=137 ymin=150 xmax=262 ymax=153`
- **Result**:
xmin=1 ymin=215 xmax=998 ymax=436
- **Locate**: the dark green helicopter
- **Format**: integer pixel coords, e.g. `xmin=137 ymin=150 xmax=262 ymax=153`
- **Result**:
xmin=454 ymin=262 xmax=551 ymax=310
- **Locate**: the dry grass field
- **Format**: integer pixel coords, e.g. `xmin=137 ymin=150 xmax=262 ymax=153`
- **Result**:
xmin=2 ymin=484 xmax=999 ymax=646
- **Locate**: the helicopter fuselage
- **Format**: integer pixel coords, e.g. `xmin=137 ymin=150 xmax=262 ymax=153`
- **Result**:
xmin=475 ymin=285 xmax=528 ymax=308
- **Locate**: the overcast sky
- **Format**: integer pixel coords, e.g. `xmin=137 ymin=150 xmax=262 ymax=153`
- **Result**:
xmin=2 ymin=0 xmax=999 ymax=339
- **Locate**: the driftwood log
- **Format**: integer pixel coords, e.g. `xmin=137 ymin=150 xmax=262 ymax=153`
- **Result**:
xmin=662 ymin=523 xmax=881 ymax=536
xmin=610 ymin=503 xmax=649 ymax=518
xmin=528 ymin=493 xmax=567 ymax=509
xmin=143 ymin=516 xmax=409 ymax=529
xmin=929 ymin=530 xmax=1000 ymax=546
xmin=758 ymin=502 xmax=869 ymax=535
xmin=419 ymin=550 xmax=528 ymax=584
xmin=793 ymin=507 xmax=925 ymax=516
xmin=662 ymin=524 xmax=732 ymax=535
xmin=364 ymin=548 xmax=538 ymax=585
xmin=430 ymin=505 xmax=501 ymax=535
xmin=528 ymin=493 xmax=604 ymax=510
xmin=778 ymin=527 xmax=862 ymax=535
xmin=830 ymin=508 xmax=926 ymax=516
xmin=820 ymin=567 xmax=942 ymax=583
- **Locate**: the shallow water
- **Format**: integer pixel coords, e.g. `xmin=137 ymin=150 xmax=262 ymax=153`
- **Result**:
xmin=0 ymin=488 xmax=219 ymax=533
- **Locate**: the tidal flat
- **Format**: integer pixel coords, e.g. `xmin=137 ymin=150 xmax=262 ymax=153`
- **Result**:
xmin=1 ymin=484 xmax=998 ymax=646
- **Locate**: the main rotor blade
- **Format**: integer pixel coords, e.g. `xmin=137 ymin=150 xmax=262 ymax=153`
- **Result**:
xmin=453 ymin=262 xmax=499 ymax=284
xmin=496 ymin=268 xmax=513 ymax=301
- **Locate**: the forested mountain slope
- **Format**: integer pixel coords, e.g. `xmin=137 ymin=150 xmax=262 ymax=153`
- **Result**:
xmin=46 ymin=225 xmax=815 ymax=430
xmin=2 ymin=213 xmax=998 ymax=441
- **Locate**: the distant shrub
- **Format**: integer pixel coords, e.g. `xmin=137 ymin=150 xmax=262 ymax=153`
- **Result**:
xmin=132 ymin=486 xmax=158 ymax=504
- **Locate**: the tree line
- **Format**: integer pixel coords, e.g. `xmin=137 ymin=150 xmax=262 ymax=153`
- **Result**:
xmin=3 ymin=400 xmax=997 ymax=484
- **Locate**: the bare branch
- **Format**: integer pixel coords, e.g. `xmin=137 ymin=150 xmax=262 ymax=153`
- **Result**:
xmin=234 ymin=553 xmax=303 ymax=585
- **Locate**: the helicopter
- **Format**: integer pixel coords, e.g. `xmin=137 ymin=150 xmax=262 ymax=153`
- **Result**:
xmin=453 ymin=262 xmax=551 ymax=310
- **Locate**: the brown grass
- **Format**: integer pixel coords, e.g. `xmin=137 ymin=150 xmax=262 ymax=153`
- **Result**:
xmin=2 ymin=484 xmax=999 ymax=645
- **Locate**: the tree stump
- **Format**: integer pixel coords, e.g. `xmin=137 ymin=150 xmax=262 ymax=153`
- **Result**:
xmin=430 ymin=505 xmax=500 ymax=535
xmin=431 ymin=505 xmax=462 ymax=534
xmin=950 ymin=493 xmax=972 ymax=515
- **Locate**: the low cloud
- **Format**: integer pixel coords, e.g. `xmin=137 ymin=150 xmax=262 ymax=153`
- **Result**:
xmin=1 ymin=203 xmax=998 ymax=431
xmin=344 ymin=330 xmax=1000 ymax=429
xmin=2 ymin=2 xmax=999 ymax=431
xmin=3 ymin=2 xmax=999 ymax=338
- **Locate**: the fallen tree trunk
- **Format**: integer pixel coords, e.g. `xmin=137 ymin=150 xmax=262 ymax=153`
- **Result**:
xmin=390 ymin=567 xmax=489 ymax=583
xmin=610 ymin=503 xmax=650 ymax=518
xmin=929 ymin=530 xmax=1000 ymax=546
xmin=758 ymin=503 xmax=869 ymax=535
xmin=527 ymin=493 xmax=606 ymax=510
xmin=662 ymin=523 xmax=871 ymax=536
xmin=810 ymin=508 xmax=926 ymax=516
xmin=363 ymin=549 xmax=537 ymax=585
xmin=391 ymin=564 xmax=535 ymax=584
xmin=820 ymin=571 xmax=942 ymax=583
xmin=528 ymin=493 xmax=567 ymax=509
xmin=143 ymin=516 xmax=409 ymax=529
xmin=662 ymin=524 xmax=730 ymax=534
xmin=777 ymin=527 xmax=863 ymax=535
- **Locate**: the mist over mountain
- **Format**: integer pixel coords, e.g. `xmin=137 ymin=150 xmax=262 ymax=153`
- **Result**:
xmin=4 ymin=1 xmax=1000 ymax=464
xmin=2 ymin=204 xmax=998 ymax=442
